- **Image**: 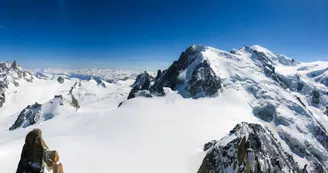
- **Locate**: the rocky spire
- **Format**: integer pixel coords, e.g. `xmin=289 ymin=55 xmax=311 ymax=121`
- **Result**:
xmin=11 ymin=60 xmax=18 ymax=70
xmin=15 ymin=128 xmax=64 ymax=173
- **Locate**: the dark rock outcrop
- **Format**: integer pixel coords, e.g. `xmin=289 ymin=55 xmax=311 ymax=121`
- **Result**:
xmin=149 ymin=45 xmax=221 ymax=97
xmin=187 ymin=60 xmax=221 ymax=97
xmin=131 ymin=71 xmax=151 ymax=90
xmin=99 ymin=79 xmax=107 ymax=88
xmin=150 ymin=46 xmax=201 ymax=96
xmin=155 ymin=69 xmax=162 ymax=80
xmin=198 ymin=122 xmax=303 ymax=173
xmin=312 ymin=90 xmax=320 ymax=105
xmin=9 ymin=96 xmax=65 ymax=130
xmin=128 ymin=71 xmax=151 ymax=99
xmin=0 ymin=92 xmax=5 ymax=107
xmin=9 ymin=103 xmax=42 ymax=131
xmin=69 ymin=82 xmax=80 ymax=109
xmin=16 ymin=129 xmax=64 ymax=173
xmin=57 ymin=76 xmax=65 ymax=84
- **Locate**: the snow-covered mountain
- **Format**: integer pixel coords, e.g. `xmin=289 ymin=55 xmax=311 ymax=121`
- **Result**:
xmin=0 ymin=45 xmax=327 ymax=173
xmin=0 ymin=61 xmax=34 ymax=108
xmin=125 ymin=44 xmax=328 ymax=171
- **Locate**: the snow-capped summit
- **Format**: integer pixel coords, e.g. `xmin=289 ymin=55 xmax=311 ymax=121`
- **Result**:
xmin=120 ymin=44 xmax=328 ymax=171
xmin=250 ymin=45 xmax=298 ymax=66
xmin=149 ymin=44 xmax=223 ymax=98
xmin=0 ymin=61 xmax=34 ymax=108
xmin=0 ymin=61 xmax=33 ymax=85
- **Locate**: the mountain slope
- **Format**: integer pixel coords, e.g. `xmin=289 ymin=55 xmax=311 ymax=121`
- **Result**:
xmin=0 ymin=45 xmax=327 ymax=172
xmin=198 ymin=122 xmax=304 ymax=173
xmin=130 ymin=44 xmax=328 ymax=171
xmin=0 ymin=61 xmax=34 ymax=109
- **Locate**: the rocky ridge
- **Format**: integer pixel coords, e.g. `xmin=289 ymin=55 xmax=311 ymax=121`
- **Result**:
xmin=0 ymin=61 xmax=34 ymax=108
xmin=198 ymin=122 xmax=305 ymax=173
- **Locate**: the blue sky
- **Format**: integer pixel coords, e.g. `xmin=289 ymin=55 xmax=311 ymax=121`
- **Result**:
xmin=0 ymin=0 xmax=327 ymax=70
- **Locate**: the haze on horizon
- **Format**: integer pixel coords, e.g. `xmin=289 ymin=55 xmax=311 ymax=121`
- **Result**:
xmin=0 ymin=0 xmax=327 ymax=70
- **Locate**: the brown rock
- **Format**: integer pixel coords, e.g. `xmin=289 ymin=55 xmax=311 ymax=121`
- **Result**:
xmin=53 ymin=163 xmax=64 ymax=173
xmin=16 ymin=129 xmax=45 ymax=173
xmin=16 ymin=128 xmax=64 ymax=173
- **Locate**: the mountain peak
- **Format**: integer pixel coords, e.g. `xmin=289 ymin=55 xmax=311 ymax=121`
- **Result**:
xmin=10 ymin=60 xmax=18 ymax=70
xmin=250 ymin=45 xmax=272 ymax=53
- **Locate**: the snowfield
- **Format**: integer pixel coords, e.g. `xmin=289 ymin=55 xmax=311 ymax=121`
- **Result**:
xmin=0 ymin=86 xmax=259 ymax=173
xmin=0 ymin=44 xmax=328 ymax=172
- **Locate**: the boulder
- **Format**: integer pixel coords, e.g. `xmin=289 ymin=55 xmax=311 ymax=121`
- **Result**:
xmin=57 ymin=76 xmax=65 ymax=84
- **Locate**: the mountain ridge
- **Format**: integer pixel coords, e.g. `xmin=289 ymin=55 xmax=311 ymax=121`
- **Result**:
xmin=0 ymin=45 xmax=327 ymax=172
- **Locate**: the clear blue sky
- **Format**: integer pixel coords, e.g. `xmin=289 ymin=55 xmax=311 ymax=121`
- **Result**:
xmin=0 ymin=0 xmax=327 ymax=70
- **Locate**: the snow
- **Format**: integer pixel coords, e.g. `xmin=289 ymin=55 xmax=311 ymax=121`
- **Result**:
xmin=0 ymin=85 xmax=259 ymax=173
xmin=0 ymin=45 xmax=328 ymax=172
xmin=31 ymin=68 xmax=154 ymax=82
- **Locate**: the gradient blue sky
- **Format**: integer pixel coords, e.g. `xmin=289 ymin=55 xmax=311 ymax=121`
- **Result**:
xmin=0 ymin=0 xmax=327 ymax=70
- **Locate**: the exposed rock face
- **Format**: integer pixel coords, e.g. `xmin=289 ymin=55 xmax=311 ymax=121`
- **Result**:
xmin=9 ymin=103 xmax=42 ymax=131
xmin=69 ymin=82 xmax=80 ymax=109
xmin=99 ymin=79 xmax=107 ymax=88
xmin=0 ymin=92 xmax=5 ymax=107
xmin=131 ymin=71 xmax=151 ymax=90
xmin=150 ymin=45 xmax=221 ymax=97
xmin=16 ymin=129 xmax=64 ymax=173
xmin=150 ymin=46 xmax=201 ymax=96
xmin=187 ymin=60 xmax=221 ymax=97
xmin=198 ymin=122 xmax=303 ymax=173
xmin=57 ymin=76 xmax=65 ymax=84
xmin=155 ymin=69 xmax=162 ymax=80
xmin=312 ymin=90 xmax=320 ymax=105
xmin=9 ymin=95 xmax=65 ymax=130
xmin=128 ymin=71 xmax=151 ymax=99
